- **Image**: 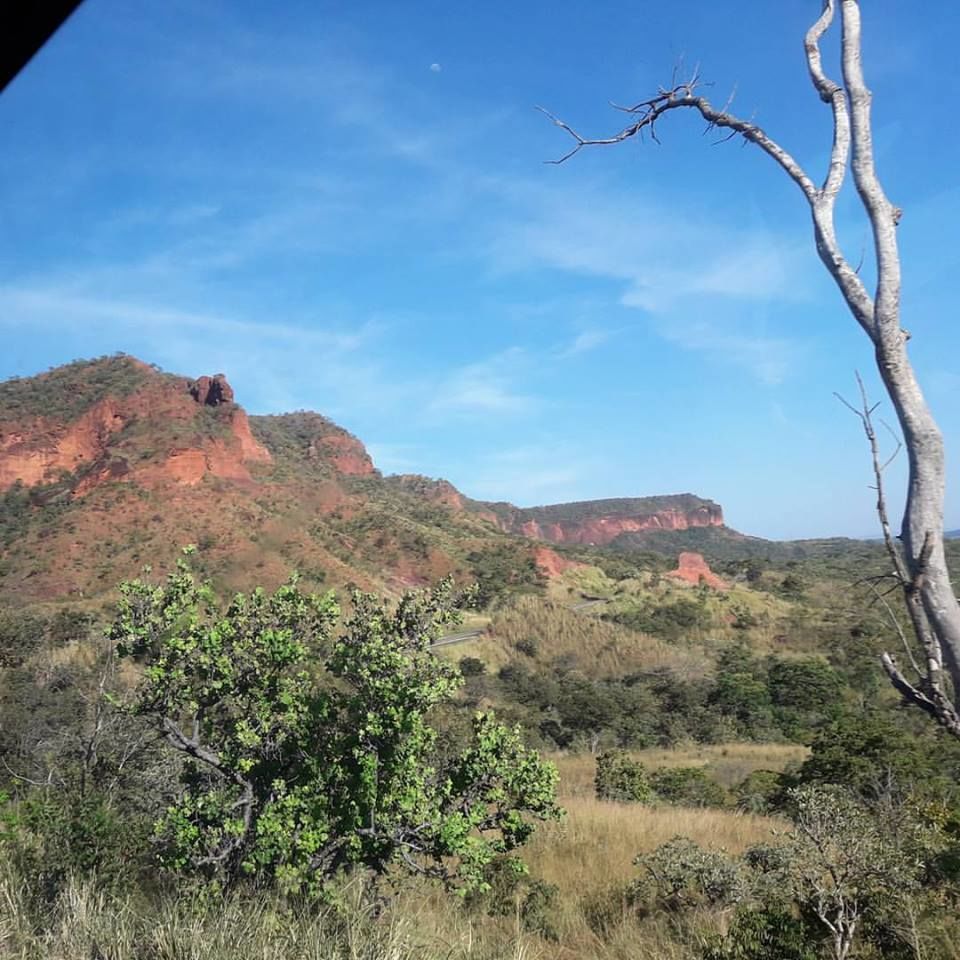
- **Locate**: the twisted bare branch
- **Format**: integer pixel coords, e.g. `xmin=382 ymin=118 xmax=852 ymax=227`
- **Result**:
xmin=541 ymin=0 xmax=960 ymax=736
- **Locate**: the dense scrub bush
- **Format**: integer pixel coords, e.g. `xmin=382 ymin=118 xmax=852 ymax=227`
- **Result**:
xmin=594 ymin=751 xmax=653 ymax=803
xmin=465 ymin=543 xmax=545 ymax=607
xmin=633 ymin=837 xmax=747 ymax=911
xmin=702 ymin=907 xmax=820 ymax=960
xmin=734 ymin=770 xmax=787 ymax=814
xmin=635 ymin=785 xmax=953 ymax=960
xmin=650 ymin=767 xmax=728 ymax=808
xmin=464 ymin=855 xmax=559 ymax=939
xmin=109 ymin=555 xmax=560 ymax=894
xmin=605 ymin=596 xmax=709 ymax=640
xmin=0 ymin=789 xmax=148 ymax=904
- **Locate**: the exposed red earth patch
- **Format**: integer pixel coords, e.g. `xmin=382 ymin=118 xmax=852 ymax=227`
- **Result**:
xmin=666 ymin=551 xmax=727 ymax=589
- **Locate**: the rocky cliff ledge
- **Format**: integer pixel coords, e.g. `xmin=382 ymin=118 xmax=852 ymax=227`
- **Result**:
xmin=0 ymin=359 xmax=272 ymax=494
xmin=483 ymin=495 xmax=724 ymax=546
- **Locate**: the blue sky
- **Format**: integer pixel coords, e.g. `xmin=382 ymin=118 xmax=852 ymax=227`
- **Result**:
xmin=1 ymin=0 xmax=958 ymax=539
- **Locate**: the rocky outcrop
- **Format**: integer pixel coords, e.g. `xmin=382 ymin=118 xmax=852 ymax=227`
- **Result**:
xmin=314 ymin=433 xmax=375 ymax=476
xmin=229 ymin=409 xmax=272 ymax=464
xmin=0 ymin=369 xmax=272 ymax=494
xmin=391 ymin=475 xmax=465 ymax=509
xmin=487 ymin=496 xmax=724 ymax=546
xmin=533 ymin=546 xmax=583 ymax=578
xmin=0 ymin=398 xmax=126 ymax=491
xmin=189 ymin=374 xmax=234 ymax=406
xmin=250 ymin=412 xmax=375 ymax=477
xmin=667 ymin=552 xmax=727 ymax=589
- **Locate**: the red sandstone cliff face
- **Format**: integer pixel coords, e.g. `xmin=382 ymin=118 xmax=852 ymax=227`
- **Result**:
xmin=501 ymin=504 xmax=723 ymax=546
xmin=0 ymin=398 xmax=126 ymax=490
xmin=0 ymin=370 xmax=272 ymax=495
xmin=667 ymin=552 xmax=727 ymax=590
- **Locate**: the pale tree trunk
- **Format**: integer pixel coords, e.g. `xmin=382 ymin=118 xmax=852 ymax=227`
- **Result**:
xmin=543 ymin=0 xmax=960 ymax=735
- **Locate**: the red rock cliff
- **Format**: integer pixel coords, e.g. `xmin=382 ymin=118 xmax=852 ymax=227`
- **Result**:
xmin=487 ymin=497 xmax=724 ymax=546
xmin=0 ymin=363 xmax=272 ymax=494
xmin=667 ymin=552 xmax=727 ymax=590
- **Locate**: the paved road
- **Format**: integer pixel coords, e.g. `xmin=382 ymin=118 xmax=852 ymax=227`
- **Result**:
xmin=430 ymin=629 xmax=485 ymax=648
xmin=430 ymin=597 xmax=608 ymax=649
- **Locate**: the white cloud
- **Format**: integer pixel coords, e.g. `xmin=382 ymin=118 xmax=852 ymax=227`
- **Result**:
xmin=650 ymin=315 xmax=798 ymax=386
xmin=558 ymin=328 xmax=610 ymax=357
xmin=456 ymin=442 xmax=613 ymax=506
xmin=428 ymin=349 xmax=535 ymax=417
xmin=0 ymin=286 xmax=370 ymax=352
xmin=429 ymin=63 xmax=442 ymax=73
xmin=486 ymin=182 xmax=812 ymax=384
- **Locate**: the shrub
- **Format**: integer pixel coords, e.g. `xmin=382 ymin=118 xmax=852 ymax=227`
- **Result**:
xmin=594 ymin=751 xmax=653 ymax=803
xmin=734 ymin=770 xmax=786 ymax=815
xmin=702 ymin=907 xmax=820 ymax=960
xmin=651 ymin=766 xmax=728 ymax=808
xmin=0 ymin=789 xmax=148 ymax=904
xmin=458 ymin=656 xmax=486 ymax=676
xmin=465 ymin=856 xmax=559 ymax=939
xmin=633 ymin=837 xmax=747 ymax=911
xmin=110 ymin=555 xmax=561 ymax=894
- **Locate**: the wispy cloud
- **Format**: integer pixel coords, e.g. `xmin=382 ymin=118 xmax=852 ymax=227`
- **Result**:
xmin=486 ymin=182 xmax=812 ymax=384
xmin=428 ymin=349 xmax=535 ymax=417
xmin=650 ymin=315 xmax=799 ymax=386
xmin=0 ymin=286 xmax=372 ymax=352
xmin=457 ymin=441 xmax=615 ymax=506
xmin=558 ymin=328 xmax=610 ymax=357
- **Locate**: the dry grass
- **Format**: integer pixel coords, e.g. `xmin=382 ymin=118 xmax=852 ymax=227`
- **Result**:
xmin=407 ymin=747 xmax=789 ymax=960
xmin=446 ymin=595 xmax=711 ymax=679
xmin=552 ymin=743 xmax=808 ymax=799
xmin=0 ymin=747 xmax=796 ymax=960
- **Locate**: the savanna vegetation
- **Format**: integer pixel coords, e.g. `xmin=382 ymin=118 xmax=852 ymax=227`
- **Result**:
xmin=3 ymin=532 xmax=960 ymax=959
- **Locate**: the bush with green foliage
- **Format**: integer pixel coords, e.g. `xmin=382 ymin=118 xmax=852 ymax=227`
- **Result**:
xmin=110 ymin=552 xmax=560 ymax=894
xmin=633 ymin=836 xmax=747 ymax=911
xmin=796 ymin=710 xmax=960 ymax=805
xmin=650 ymin=766 xmax=728 ymax=808
xmin=734 ymin=770 xmax=787 ymax=815
xmin=637 ymin=784 xmax=947 ymax=960
xmin=594 ymin=751 xmax=653 ymax=803
xmin=0 ymin=789 xmax=147 ymax=904
xmin=465 ymin=544 xmax=545 ymax=608
xmin=458 ymin=656 xmax=486 ymax=677
xmin=702 ymin=907 xmax=820 ymax=960
xmin=605 ymin=595 xmax=709 ymax=641
xmin=464 ymin=855 xmax=559 ymax=939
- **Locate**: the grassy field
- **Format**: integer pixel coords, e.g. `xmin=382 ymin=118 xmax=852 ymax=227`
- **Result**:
xmin=406 ymin=747 xmax=795 ymax=960
xmin=553 ymin=743 xmax=808 ymax=798
xmin=0 ymin=744 xmax=800 ymax=960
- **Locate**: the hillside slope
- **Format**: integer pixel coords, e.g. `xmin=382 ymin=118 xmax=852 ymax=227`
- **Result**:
xmin=0 ymin=356 xmax=538 ymax=606
xmin=3 ymin=354 xmax=858 ymax=612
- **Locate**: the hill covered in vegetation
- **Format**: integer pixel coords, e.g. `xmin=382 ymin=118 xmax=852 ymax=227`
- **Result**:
xmin=4 ymin=355 xmax=960 ymax=960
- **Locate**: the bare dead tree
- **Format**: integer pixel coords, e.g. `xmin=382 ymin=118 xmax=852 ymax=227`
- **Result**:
xmin=542 ymin=0 xmax=960 ymax=736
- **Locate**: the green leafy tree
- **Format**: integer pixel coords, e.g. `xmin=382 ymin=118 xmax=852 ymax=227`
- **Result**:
xmin=594 ymin=751 xmax=653 ymax=803
xmin=797 ymin=710 xmax=960 ymax=803
xmin=767 ymin=658 xmax=843 ymax=741
xmin=111 ymin=552 xmax=560 ymax=894
xmin=709 ymin=646 xmax=775 ymax=738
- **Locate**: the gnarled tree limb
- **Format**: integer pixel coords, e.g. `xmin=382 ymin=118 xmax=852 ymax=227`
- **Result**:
xmin=543 ymin=0 xmax=960 ymax=736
